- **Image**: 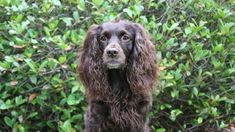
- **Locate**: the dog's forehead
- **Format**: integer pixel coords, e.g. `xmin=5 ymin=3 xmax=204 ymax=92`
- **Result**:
xmin=101 ymin=21 xmax=130 ymax=31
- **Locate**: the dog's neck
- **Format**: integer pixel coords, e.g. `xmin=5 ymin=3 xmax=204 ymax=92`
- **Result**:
xmin=107 ymin=69 xmax=130 ymax=94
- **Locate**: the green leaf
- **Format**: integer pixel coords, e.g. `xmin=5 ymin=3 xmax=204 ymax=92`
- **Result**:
xmin=63 ymin=30 xmax=71 ymax=41
xmin=194 ymin=50 xmax=209 ymax=61
xmin=219 ymin=121 xmax=228 ymax=128
xmin=73 ymin=11 xmax=79 ymax=20
xmin=156 ymin=128 xmax=166 ymax=132
xmin=71 ymin=81 xmax=79 ymax=93
xmin=166 ymin=38 xmax=175 ymax=47
xmin=220 ymin=22 xmax=234 ymax=35
xmin=92 ymin=0 xmax=103 ymax=6
xmin=31 ymin=39 xmax=38 ymax=44
xmin=30 ymin=75 xmax=37 ymax=84
xmin=5 ymin=56 xmax=15 ymax=62
xmin=24 ymin=59 xmax=37 ymax=73
xmin=77 ymin=0 xmax=85 ymax=10
xmin=0 ymin=100 xmax=14 ymax=110
xmin=170 ymin=109 xmax=183 ymax=121
xmin=72 ymin=85 xmax=79 ymax=93
xmin=171 ymin=89 xmax=179 ymax=98
xmin=48 ymin=58 xmax=58 ymax=69
xmin=43 ymin=26 xmax=51 ymax=37
xmin=71 ymin=30 xmax=79 ymax=43
xmin=59 ymin=56 xmax=67 ymax=64
xmin=156 ymin=33 xmax=163 ymax=40
xmin=71 ymin=114 xmax=82 ymax=121
xmin=199 ymin=20 xmax=207 ymax=26
xmin=133 ymin=4 xmax=144 ymax=15
xmin=180 ymin=42 xmax=187 ymax=50
xmin=9 ymin=29 xmax=18 ymax=34
xmin=67 ymin=94 xmax=83 ymax=105
xmin=60 ymin=42 xmax=69 ymax=51
xmin=28 ymin=29 xmax=39 ymax=38
xmin=212 ymin=57 xmax=222 ymax=69
xmin=61 ymin=120 xmax=72 ymax=132
xmin=52 ymin=0 xmax=61 ymax=6
xmin=124 ymin=8 xmax=133 ymax=18
xmin=48 ymin=20 xmax=59 ymax=30
xmin=17 ymin=124 xmax=25 ymax=132
xmin=39 ymin=60 xmax=48 ymax=70
xmin=164 ymin=73 xmax=174 ymax=80
xmin=15 ymin=95 xmax=26 ymax=106
xmin=174 ymin=69 xmax=182 ymax=80
xmin=225 ymin=98 xmax=234 ymax=104
xmin=15 ymin=14 xmax=24 ymax=22
xmin=21 ymin=20 xmax=30 ymax=31
xmin=192 ymin=87 xmax=198 ymax=96
xmin=4 ymin=116 xmax=14 ymax=127
xmin=213 ymin=44 xmax=224 ymax=52
xmin=27 ymin=112 xmax=38 ymax=118
xmin=197 ymin=117 xmax=203 ymax=124
xmin=185 ymin=27 xmax=192 ymax=35
xmin=169 ymin=22 xmax=179 ymax=31
xmin=62 ymin=17 xmax=73 ymax=27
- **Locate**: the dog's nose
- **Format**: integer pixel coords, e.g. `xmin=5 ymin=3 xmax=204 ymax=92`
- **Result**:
xmin=107 ymin=48 xmax=118 ymax=58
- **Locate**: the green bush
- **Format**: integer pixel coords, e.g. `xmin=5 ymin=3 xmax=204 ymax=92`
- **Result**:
xmin=0 ymin=0 xmax=234 ymax=131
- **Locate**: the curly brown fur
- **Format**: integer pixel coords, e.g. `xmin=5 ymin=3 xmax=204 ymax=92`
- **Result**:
xmin=78 ymin=20 xmax=158 ymax=132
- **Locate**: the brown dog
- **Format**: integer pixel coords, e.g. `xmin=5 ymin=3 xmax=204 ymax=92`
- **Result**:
xmin=78 ymin=20 xmax=157 ymax=132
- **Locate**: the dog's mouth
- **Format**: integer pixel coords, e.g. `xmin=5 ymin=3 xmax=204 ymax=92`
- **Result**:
xmin=104 ymin=60 xmax=126 ymax=69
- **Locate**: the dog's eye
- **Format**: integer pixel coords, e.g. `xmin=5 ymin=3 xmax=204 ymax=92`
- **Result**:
xmin=122 ymin=35 xmax=130 ymax=41
xmin=100 ymin=35 xmax=107 ymax=42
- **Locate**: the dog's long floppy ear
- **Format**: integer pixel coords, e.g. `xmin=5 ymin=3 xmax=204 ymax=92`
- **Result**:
xmin=82 ymin=24 xmax=100 ymax=58
xmin=127 ymin=23 xmax=157 ymax=94
xmin=79 ymin=24 xmax=109 ymax=100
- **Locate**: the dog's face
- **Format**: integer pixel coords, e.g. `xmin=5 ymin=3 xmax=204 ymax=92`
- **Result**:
xmin=97 ymin=21 xmax=135 ymax=69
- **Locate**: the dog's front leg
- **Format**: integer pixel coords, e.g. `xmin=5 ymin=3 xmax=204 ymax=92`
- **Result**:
xmin=84 ymin=101 xmax=113 ymax=132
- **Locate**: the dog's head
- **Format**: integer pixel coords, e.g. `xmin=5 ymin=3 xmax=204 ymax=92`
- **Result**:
xmin=79 ymin=20 xmax=157 ymax=96
xmin=97 ymin=21 xmax=137 ymax=69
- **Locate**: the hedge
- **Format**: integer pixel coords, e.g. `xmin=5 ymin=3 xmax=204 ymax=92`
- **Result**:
xmin=0 ymin=0 xmax=234 ymax=131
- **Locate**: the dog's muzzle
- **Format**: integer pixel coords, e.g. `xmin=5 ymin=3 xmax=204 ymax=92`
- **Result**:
xmin=103 ymin=43 xmax=126 ymax=69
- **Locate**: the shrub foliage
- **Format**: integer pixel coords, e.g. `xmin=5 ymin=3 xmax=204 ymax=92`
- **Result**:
xmin=0 ymin=0 xmax=234 ymax=131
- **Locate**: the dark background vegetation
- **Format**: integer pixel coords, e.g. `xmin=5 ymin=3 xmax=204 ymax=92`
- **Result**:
xmin=0 ymin=0 xmax=235 ymax=131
